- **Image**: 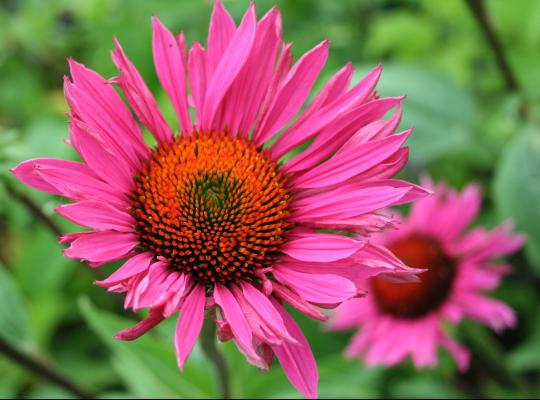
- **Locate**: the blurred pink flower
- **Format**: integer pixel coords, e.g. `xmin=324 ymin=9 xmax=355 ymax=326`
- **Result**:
xmin=331 ymin=176 xmax=525 ymax=372
xmin=11 ymin=1 xmax=427 ymax=397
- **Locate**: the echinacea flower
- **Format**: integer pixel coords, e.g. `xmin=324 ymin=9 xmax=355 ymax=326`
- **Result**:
xmin=331 ymin=177 xmax=525 ymax=372
xmin=11 ymin=1 xmax=427 ymax=397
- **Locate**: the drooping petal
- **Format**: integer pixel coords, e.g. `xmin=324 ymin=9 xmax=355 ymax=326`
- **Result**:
xmin=175 ymin=283 xmax=206 ymax=371
xmin=271 ymin=299 xmax=318 ymax=399
xmin=213 ymin=284 xmax=265 ymax=368
xmin=95 ymin=252 xmax=154 ymax=287
xmin=115 ymin=308 xmax=165 ymax=341
xmin=282 ymin=233 xmax=363 ymax=262
xmin=273 ymin=267 xmax=357 ymax=305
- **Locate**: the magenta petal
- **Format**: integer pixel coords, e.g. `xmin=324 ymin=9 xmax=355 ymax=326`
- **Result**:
xmin=67 ymin=59 xmax=148 ymax=160
xmin=282 ymin=234 xmax=363 ymax=262
xmin=95 ymin=252 xmax=154 ymax=287
xmin=56 ymin=201 xmax=134 ymax=232
xmin=213 ymin=284 xmax=264 ymax=368
xmin=271 ymin=299 xmax=318 ymax=399
xmin=292 ymin=184 xmax=411 ymax=222
xmin=255 ymin=40 xmax=329 ymax=145
xmin=241 ymin=283 xmax=294 ymax=343
xmin=152 ymin=17 xmax=192 ymax=133
xmin=112 ymin=38 xmax=173 ymax=144
xmin=115 ymin=308 xmax=165 ymax=341
xmin=64 ymin=231 xmax=138 ymax=263
xmin=207 ymin=0 xmax=236 ymax=75
xmin=201 ymin=3 xmax=257 ymax=131
xmin=69 ymin=118 xmax=135 ymax=193
xmin=175 ymin=283 xmax=206 ymax=371
xmin=292 ymin=130 xmax=411 ymax=189
xmin=12 ymin=158 xmax=90 ymax=196
xmin=188 ymin=42 xmax=207 ymax=125
xmin=273 ymin=267 xmax=357 ymax=304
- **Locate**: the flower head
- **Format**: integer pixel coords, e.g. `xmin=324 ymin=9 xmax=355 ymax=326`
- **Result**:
xmin=331 ymin=177 xmax=525 ymax=372
xmin=12 ymin=1 xmax=427 ymax=397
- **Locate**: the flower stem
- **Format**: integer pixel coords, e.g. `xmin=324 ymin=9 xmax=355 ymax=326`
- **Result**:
xmin=200 ymin=319 xmax=231 ymax=399
xmin=0 ymin=336 xmax=95 ymax=399
xmin=464 ymin=0 xmax=519 ymax=93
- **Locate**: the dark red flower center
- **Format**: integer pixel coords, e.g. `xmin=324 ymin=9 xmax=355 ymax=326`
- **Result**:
xmin=131 ymin=133 xmax=291 ymax=285
xmin=372 ymin=234 xmax=456 ymax=318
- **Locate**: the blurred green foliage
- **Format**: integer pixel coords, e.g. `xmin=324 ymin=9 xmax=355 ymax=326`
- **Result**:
xmin=1 ymin=0 xmax=540 ymax=398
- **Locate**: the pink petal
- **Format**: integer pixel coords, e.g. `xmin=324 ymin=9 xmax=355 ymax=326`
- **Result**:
xmin=114 ymin=308 xmax=165 ymax=341
xmin=254 ymin=40 xmax=330 ymax=145
xmin=64 ymin=231 xmax=138 ymax=263
xmin=12 ymin=158 xmax=92 ymax=196
xmin=273 ymin=267 xmax=357 ymax=305
xmin=291 ymin=130 xmax=410 ymax=189
xmin=69 ymin=118 xmax=135 ymax=193
xmin=67 ymin=59 xmax=148 ymax=160
xmin=112 ymin=38 xmax=173 ymax=144
xmin=152 ymin=17 xmax=192 ymax=133
xmin=56 ymin=201 xmax=133 ymax=232
xmin=292 ymin=184 xmax=412 ymax=222
xmin=439 ymin=332 xmax=470 ymax=372
xmin=188 ymin=42 xmax=207 ymax=125
xmin=213 ymin=284 xmax=264 ymax=368
xmin=95 ymin=252 xmax=154 ymax=287
xmin=175 ymin=283 xmax=206 ymax=371
xmin=201 ymin=4 xmax=257 ymax=131
xmin=220 ymin=7 xmax=282 ymax=137
xmin=241 ymin=283 xmax=294 ymax=344
xmin=13 ymin=158 xmax=127 ymax=207
xmin=282 ymin=233 xmax=363 ymax=262
xmin=271 ymin=283 xmax=328 ymax=321
xmin=284 ymin=100 xmax=402 ymax=173
xmin=206 ymin=0 xmax=236 ymax=75
xmin=64 ymin=83 xmax=144 ymax=173
xmin=271 ymin=299 xmax=318 ymax=399
xmin=270 ymin=94 xmax=399 ymax=161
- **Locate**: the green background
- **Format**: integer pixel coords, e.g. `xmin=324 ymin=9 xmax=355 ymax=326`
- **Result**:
xmin=1 ymin=0 xmax=540 ymax=398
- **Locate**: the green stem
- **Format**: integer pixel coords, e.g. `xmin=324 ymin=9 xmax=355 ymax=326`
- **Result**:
xmin=200 ymin=319 xmax=231 ymax=399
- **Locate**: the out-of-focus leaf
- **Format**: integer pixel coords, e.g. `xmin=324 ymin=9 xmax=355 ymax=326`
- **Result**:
xmin=509 ymin=313 xmax=540 ymax=373
xmin=0 ymin=263 xmax=34 ymax=350
xmin=494 ymin=130 xmax=540 ymax=274
xmin=389 ymin=375 xmax=469 ymax=399
xmin=78 ymin=296 xmax=215 ymax=399
xmin=353 ymin=64 xmax=475 ymax=164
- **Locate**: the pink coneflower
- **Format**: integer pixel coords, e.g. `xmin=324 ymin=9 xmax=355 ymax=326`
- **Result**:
xmin=331 ymin=177 xmax=525 ymax=372
xmin=11 ymin=1 xmax=427 ymax=397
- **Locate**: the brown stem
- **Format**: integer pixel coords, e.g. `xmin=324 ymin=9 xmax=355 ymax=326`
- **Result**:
xmin=465 ymin=0 xmax=519 ymax=92
xmin=0 ymin=336 xmax=95 ymax=399
xmin=2 ymin=177 xmax=62 ymax=238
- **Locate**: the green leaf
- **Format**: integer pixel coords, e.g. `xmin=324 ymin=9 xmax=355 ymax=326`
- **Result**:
xmin=494 ymin=130 xmax=540 ymax=274
xmin=0 ymin=264 xmax=34 ymax=350
xmin=78 ymin=296 xmax=215 ymax=399
xmin=389 ymin=374 xmax=469 ymax=399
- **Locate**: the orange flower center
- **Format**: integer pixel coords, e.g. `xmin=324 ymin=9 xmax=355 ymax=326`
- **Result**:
xmin=131 ymin=134 xmax=291 ymax=285
xmin=372 ymin=235 xmax=455 ymax=318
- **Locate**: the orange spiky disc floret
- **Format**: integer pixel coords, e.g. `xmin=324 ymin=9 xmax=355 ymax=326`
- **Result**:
xmin=131 ymin=133 xmax=291 ymax=285
xmin=372 ymin=235 xmax=456 ymax=318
